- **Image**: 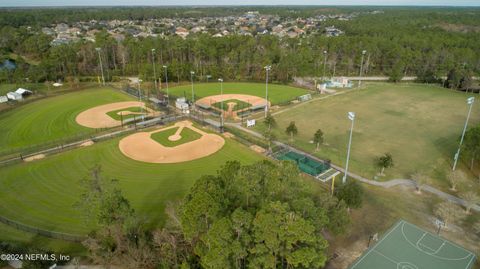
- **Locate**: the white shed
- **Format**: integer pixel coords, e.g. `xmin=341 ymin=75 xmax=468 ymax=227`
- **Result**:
xmin=15 ymin=88 xmax=32 ymax=95
xmin=7 ymin=92 xmax=23 ymax=100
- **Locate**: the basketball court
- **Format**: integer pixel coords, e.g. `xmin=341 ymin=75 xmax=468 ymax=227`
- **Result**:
xmin=349 ymin=220 xmax=476 ymax=269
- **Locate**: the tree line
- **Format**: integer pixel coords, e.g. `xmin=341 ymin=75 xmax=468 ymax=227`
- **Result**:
xmin=0 ymin=7 xmax=479 ymax=86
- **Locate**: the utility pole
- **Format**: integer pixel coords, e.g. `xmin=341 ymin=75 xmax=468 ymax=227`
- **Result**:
xmin=322 ymin=50 xmax=328 ymax=82
xmin=163 ymin=65 xmax=169 ymax=104
xmin=95 ymin=47 xmax=105 ymax=86
xmin=264 ymin=65 xmax=271 ymax=118
xmin=151 ymin=49 xmax=157 ymax=91
xmin=190 ymin=71 xmax=195 ymax=108
xmin=358 ymin=50 xmax=367 ymax=88
xmin=219 ymin=78 xmax=224 ymax=132
xmin=452 ymin=97 xmax=475 ymax=171
xmin=343 ymin=112 xmax=356 ymax=183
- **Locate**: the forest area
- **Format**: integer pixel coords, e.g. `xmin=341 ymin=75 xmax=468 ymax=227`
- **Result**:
xmin=0 ymin=7 xmax=479 ymax=86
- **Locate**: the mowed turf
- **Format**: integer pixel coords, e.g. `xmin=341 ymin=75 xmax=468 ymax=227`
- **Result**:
xmin=257 ymin=83 xmax=480 ymax=190
xmin=168 ymin=82 xmax=309 ymax=105
xmin=0 ymin=87 xmax=134 ymax=153
xmin=212 ymin=99 xmax=252 ymax=111
xmin=0 ymin=134 xmax=262 ymax=235
xmin=150 ymin=127 xmax=202 ymax=147
xmin=106 ymin=106 xmax=144 ymax=121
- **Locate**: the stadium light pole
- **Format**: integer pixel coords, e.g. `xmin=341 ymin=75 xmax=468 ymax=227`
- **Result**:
xmin=219 ymin=78 xmax=224 ymax=131
xmin=95 ymin=47 xmax=105 ymax=86
xmin=343 ymin=112 xmax=356 ymax=183
xmin=190 ymin=71 xmax=195 ymax=106
xmin=163 ymin=65 xmax=169 ymax=103
xmin=264 ymin=65 xmax=271 ymax=118
xmin=358 ymin=50 xmax=367 ymax=88
xmin=151 ymin=49 xmax=157 ymax=91
xmin=322 ymin=50 xmax=328 ymax=82
xmin=452 ymin=97 xmax=475 ymax=171
xmin=138 ymin=79 xmax=144 ymax=122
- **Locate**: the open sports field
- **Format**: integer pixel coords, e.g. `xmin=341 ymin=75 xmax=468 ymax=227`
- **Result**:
xmin=168 ymin=82 xmax=309 ymax=105
xmin=0 ymin=87 xmax=134 ymax=153
xmin=0 ymin=131 xmax=262 ymax=235
xmin=257 ymin=83 xmax=480 ymax=191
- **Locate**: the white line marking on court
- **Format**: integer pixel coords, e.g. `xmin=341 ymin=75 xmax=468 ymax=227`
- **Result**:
xmin=432 ymin=242 xmax=446 ymax=255
xmin=372 ymin=249 xmax=398 ymax=265
xmin=416 ymin=233 xmax=427 ymax=247
xmin=349 ymin=221 xmax=404 ymax=269
xmin=465 ymin=254 xmax=475 ymax=269
xmin=400 ymin=222 xmax=472 ymax=261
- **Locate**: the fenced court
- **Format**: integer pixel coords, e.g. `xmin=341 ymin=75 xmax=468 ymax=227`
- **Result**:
xmin=349 ymin=220 xmax=476 ymax=269
xmin=273 ymin=149 xmax=331 ymax=177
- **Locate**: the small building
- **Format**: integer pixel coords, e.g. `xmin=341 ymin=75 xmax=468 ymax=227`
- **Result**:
xmin=175 ymin=98 xmax=189 ymax=113
xmin=327 ymin=77 xmax=352 ymax=88
xmin=0 ymin=96 xmax=8 ymax=103
xmin=16 ymin=88 xmax=32 ymax=96
xmin=7 ymin=92 xmax=22 ymax=101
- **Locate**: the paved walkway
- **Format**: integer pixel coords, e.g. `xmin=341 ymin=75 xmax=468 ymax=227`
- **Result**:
xmin=227 ymin=123 xmax=480 ymax=212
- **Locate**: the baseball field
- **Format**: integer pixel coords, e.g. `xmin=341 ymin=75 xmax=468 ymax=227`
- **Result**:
xmin=0 ymin=86 xmax=135 ymax=153
xmin=256 ymin=82 xmax=480 ymax=191
xmin=0 ymin=126 xmax=262 ymax=236
xmin=168 ymin=82 xmax=309 ymax=104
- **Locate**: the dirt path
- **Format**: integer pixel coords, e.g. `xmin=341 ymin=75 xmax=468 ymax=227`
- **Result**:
xmin=119 ymin=120 xmax=225 ymax=163
xmin=76 ymin=101 xmax=152 ymax=129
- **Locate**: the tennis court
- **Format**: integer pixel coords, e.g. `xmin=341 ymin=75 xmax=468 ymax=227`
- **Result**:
xmin=349 ymin=220 xmax=476 ymax=269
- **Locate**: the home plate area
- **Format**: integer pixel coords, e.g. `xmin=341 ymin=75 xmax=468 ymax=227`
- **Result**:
xmin=349 ymin=220 xmax=476 ymax=269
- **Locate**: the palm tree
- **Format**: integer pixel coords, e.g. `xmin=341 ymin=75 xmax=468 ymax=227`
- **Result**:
xmin=285 ymin=121 xmax=298 ymax=142
xmin=411 ymin=172 xmax=431 ymax=194
xmin=263 ymin=129 xmax=276 ymax=152
xmin=376 ymin=153 xmax=393 ymax=176
xmin=434 ymin=201 xmax=465 ymax=228
xmin=313 ymin=129 xmax=324 ymax=151
xmin=460 ymin=191 xmax=480 ymax=214
xmin=447 ymin=170 xmax=466 ymax=191
xmin=264 ymin=112 xmax=276 ymax=131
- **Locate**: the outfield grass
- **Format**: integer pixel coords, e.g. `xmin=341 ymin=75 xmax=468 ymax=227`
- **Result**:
xmin=0 ymin=222 xmax=84 ymax=255
xmin=256 ymin=82 xmax=480 ymax=192
xmin=168 ymin=82 xmax=309 ymax=105
xmin=0 ymin=87 xmax=134 ymax=153
xmin=212 ymin=99 xmax=252 ymax=111
xmin=150 ymin=126 xmax=202 ymax=147
xmin=106 ymin=106 xmax=144 ymax=121
xmin=0 ymin=132 xmax=262 ymax=235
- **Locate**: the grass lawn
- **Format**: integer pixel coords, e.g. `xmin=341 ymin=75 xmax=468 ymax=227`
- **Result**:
xmin=0 ymin=222 xmax=85 ymax=255
xmin=106 ymin=106 xmax=144 ymax=121
xmin=168 ymin=82 xmax=309 ymax=105
xmin=255 ymin=82 xmax=480 ymax=192
xmin=150 ymin=126 xmax=202 ymax=147
xmin=0 ymin=87 xmax=134 ymax=153
xmin=0 ymin=132 xmax=262 ymax=235
xmin=212 ymin=99 xmax=252 ymax=111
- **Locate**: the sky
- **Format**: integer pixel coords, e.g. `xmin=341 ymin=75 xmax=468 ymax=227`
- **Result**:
xmin=1 ymin=0 xmax=479 ymax=7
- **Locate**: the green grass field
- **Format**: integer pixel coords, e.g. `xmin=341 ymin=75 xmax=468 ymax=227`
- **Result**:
xmin=168 ymin=82 xmax=309 ymax=105
xmin=0 ymin=132 xmax=262 ymax=235
xmin=256 ymin=82 xmax=480 ymax=192
xmin=0 ymin=87 xmax=134 ymax=153
xmin=150 ymin=126 xmax=202 ymax=147
xmin=106 ymin=106 xmax=144 ymax=121
xmin=212 ymin=99 xmax=252 ymax=111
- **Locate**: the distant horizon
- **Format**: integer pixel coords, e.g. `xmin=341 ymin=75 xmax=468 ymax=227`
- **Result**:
xmin=2 ymin=1 xmax=479 ymax=8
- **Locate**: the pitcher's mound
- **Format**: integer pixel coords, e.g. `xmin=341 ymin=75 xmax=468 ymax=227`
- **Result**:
xmin=119 ymin=121 xmax=225 ymax=163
